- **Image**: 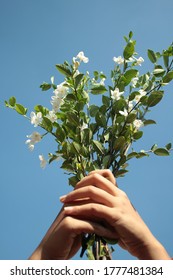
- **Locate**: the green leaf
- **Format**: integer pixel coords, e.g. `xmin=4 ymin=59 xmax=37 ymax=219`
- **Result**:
xmin=56 ymin=64 xmax=72 ymax=77
xmin=4 ymin=100 xmax=9 ymax=107
xmin=147 ymin=91 xmax=163 ymax=107
xmin=154 ymin=148 xmax=169 ymax=156
xmin=124 ymin=69 xmax=138 ymax=85
xmin=34 ymin=105 xmax=48 ymax=115
xmin=113 ymin=98 xmax=126 ymax=113
xmin=151 ymin=144 xmax=158 ymax=151
xmin=91 ymin=85 xmax=107 ymax=94
xmin=153 ymin=66 xmax=165 ymax=77
xmin=140 ymin=95 xmax=148 ymax=106
xmin=40 ymin=82 xmax=51 ymax=91
xmin=9 ymin=96 xmax=16 ymax=107
xmin=126 ymin=113 xmax=136 ymax=123
xmin=129 ymin=31 xmax=133 ymax=39
xmin=89 ymin=105 xmax=99 ymax=117
xmin=15 ymin=104 xmax=27 ymax=115
xmin=82 ymin=128 xmax=93 ymax=144
xmin=71 ymin=142 xmax=81 ymax=155
xmin=162 ymin=71 xmax=173 ymax=83
xmin=143 ymin=119 xmax=156 ymax=126
xmin=92 ymin=140 xmax=105 ymax=155
xmin=68 ymin=175 xmax=79 ymax=188
xmin=66 ymin=112 xmax=79 ymax=126
xmin=61 ymin=161 xmax=74 ymax=172
xmin=42 ymin=117 xmax=53 ymax=132
xmin=49 ymin=154 xmax=60 ymax=164
xmin=102 ymin=155 xmax=111 ymax=168
xmin=148 ymin=49 xmax=157 ymax=63
xmin=127 ymin=152 xmax=138 ymax=160
xmin=163 ymin=55 xmax=169 ymax=68
xmin=56 ymin=125 xmax=66 ymax=143
xmin=123 ymin=42 xmax=135 ymax=60
xmin=165 ymin=143 xmax=172 ymax=150
xmin=114 ymin=136 xmax=126 ymax=152
xmin=74 ymin=73 xmax=84 ymax=89
xmin=116 ymin=169 xmax=128 ymax=177
xmin=129 ymin=91 xmax=139 ymax=101
xmin=136 ymin=152 xmax=149 ymax=159
xmin=95 ymin=112 xmax=107 ymax=127
xmin=102 ymin=95 xmax=110 ymax=107
xmin=133 ymin=131 xmax=143 ymax=140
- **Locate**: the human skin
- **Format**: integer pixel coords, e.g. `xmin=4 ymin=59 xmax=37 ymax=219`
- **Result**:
xmin=29 ymin=169 xmax=171 ymax=260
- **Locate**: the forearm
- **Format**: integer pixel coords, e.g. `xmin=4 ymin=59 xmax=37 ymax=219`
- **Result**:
xmin=136 ymin=238 xmax=171 ymax=260
xmin=28 ymin=245 xmax=43 ymax=260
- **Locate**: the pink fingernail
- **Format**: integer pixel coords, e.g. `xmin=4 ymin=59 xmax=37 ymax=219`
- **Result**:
xmin=59 ymin=195 xmax=67 ymax=202
xmin=64 ymin=206 xmax=73 ymax=212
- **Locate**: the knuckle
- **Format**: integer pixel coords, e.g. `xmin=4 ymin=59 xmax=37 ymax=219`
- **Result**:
xmin=119 ymin=189 xmax=128 ymax=198
xmin=62 ymin=216 xmax=73 ymax=228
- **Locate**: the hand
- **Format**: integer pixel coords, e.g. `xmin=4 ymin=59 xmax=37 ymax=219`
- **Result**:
xmin=61 ymin=169 xmax=171 ymax=260
xmin=29 ymin=170 xmax=116 ymax=260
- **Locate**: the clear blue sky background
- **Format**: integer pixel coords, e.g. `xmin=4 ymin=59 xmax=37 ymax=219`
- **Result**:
xmin=1 ymin=0 xmax=173 ymax=260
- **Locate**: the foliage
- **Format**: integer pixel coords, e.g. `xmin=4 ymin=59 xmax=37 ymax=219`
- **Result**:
xmin=5 ymin=32 xmax=173 ymax=259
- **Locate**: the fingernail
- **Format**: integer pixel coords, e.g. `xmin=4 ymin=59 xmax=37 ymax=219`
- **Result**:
xmin=59 ymin=195 xmax=67 ymax=202
xmin=64 ymin=206 xmax=73 ymax=213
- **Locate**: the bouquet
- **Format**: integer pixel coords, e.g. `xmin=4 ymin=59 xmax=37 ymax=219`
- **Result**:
xmin=5 ymin=32 xmax=173 ymax=259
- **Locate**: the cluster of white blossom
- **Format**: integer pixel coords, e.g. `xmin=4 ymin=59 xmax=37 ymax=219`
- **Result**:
xmin=113 ymin=55 xmax=144 ymax=66
xmin=26 ymin=52 xmax=89 ymax=168
xmin=51 ymin=82 xmax=68 ymax=113
xmin=25 ymin=132 xmax=42 ymax=151
xmin=25 ymin=50 xmax=146 ymax=169
xmin=111 ymin=88 xmax=124 ymax=100
xmin=111 ymin=53 xmax=146 ymax=131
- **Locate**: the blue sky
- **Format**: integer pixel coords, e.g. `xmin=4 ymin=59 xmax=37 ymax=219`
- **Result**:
xmin=1 ymin=0 xmax=173 ymax=260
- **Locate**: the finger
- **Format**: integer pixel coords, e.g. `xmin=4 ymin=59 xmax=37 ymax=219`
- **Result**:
xmin=64 ymin=203 xmax=118 ymax=225
xmin=88 ymin=169 xmax=117 ymax=185
xmin=60 ymin=185 xmax=115 ymax=207
xmin=75 ymin=172 xmax=118 ymax=196
xmin=62 ymin=216 xmax=117 ymax=240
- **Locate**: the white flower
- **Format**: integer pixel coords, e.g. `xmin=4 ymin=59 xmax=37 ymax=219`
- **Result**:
xmin=126 ymin=56 xmax=144 ymax=66
xmin=113 ymin=56 xmax=124 ymax=65
xmin=39 ymin=154 xmax=47 ymax=169
xmin=127 ymin=57 xmax=135 ymax=63
xmin=113 ymin=56 xmax=124 ymax=64
xmin=133 ymin=119 xmax=144 ymax=130
xmin=76 ymin=51 xmax=89 ymax=63
xmin=135 ymin=56 xmax=144 ymax=66
xmin=50 ymin=95 xmax=64 ymax=112
xmin=131 ymin=77 xmax=139 ymax=87
xmin=25 ymin=132 xmax=42 ymax=151
xmin=134 ymin=89 xmax=147 ymax=103
xmin=73 ymin=69 xmax=80 ymax=78
xmin=100 ymin=78 xmax=106 ymax=85
xmin=119 ymin=108 xmax=128 ymax=117
xmin=72 ymin=57 xmax=80 ymax=70
xmin=53 ymin=82 xmax=68 ymax=99
xmin=30 ymin=112 xmax=43 ymax=127
xmin=50 ymin=76 xmax=54 ymax=84
xmin=81 ymin=123 xmax=88 ymax=130
xmin=128 ymin=101 xmax=134 ymax=111
xmin=46 ymin=110 xmax=57 ymax=123
xmin=51 ymin=82 xmax=68 ymax=112
xmin=139 ymin=89 xmax=147 ymax=95
xmin=111 ymin=88 xmax=124 ymax=100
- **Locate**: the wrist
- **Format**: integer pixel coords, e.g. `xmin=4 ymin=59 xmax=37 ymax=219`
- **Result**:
xmin=28 ymin=244 xmax=47 ymax=260
xmin=137 ymin=238 xmax=171 ymax=260
xmin=28 ymin=247 xmax=42 ymax=260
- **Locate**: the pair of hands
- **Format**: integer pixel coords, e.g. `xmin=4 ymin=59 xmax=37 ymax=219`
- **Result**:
xmin=29 ymin=169 xmax=170 ymax=260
